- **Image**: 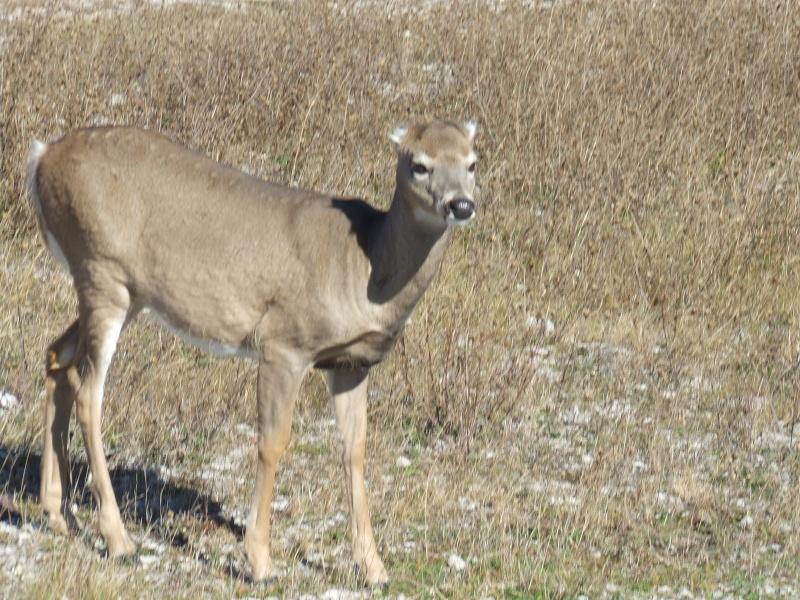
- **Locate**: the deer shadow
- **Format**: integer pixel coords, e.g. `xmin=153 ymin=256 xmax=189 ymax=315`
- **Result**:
xmin=0 ymin=444 xmax=243 ymax=549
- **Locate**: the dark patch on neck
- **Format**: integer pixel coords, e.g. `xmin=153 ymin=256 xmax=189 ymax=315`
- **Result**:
xmin=328 ymin=196 xmax=447 ymax=305
xmin=329 ymin=197 xmax=382 ymax=256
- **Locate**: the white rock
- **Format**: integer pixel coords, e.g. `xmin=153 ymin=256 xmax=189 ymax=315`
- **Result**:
xmin=0 ymin=522 xmax=19 ymax=538
xmin=525 ymin=315 xmax=555 ymax=335
xmin=447 ymin=553 xmax=467 ymax=571
xmin=0 ymin=392 xmax=19 ymax=411
xmin=271 ymin=496 xmax=289 ymax=512
xmin=740 ymin=515 xmax=753 ymax=529
xmin=140 ymin=539 xmax=167 ymax=554
xmin=396 ymin=456 xmax=412 ymax=468
xmin=458 ymin=497 xmax=477 ymax=511
xmin=320 ymin=590 xmax=363 ymax=600
xmin=236 ymin=422 xmax=256 ymax=437
xmin=535 ymin=365 xmax=562 ymax=384
xmin=139 ymin=554 xmax=160 ymax=568
xmin=544 ymin=319 xmax=555 ymax=335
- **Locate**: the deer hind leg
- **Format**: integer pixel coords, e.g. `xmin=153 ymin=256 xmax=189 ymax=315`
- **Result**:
xmin=41 ymin=320 xmax=81 ymax=535
xmin=328 ymin=368 xmax=388 ymax=586
xmin=72 ymin=297 xmax=136 ymax=557
xmin=244 ymin=354 xmax=305 ymax=581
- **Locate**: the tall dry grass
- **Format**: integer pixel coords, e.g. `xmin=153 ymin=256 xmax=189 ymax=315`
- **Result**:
xmin=1 ymin=1 xmax=799 ymax=597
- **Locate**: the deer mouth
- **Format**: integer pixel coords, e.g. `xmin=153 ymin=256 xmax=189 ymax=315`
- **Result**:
xmin=445 ymin=198 xmax=476 ymax=226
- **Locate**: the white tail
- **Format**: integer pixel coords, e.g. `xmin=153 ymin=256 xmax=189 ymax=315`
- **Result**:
xmin=29 ymin=120 xmax=478 ymax=585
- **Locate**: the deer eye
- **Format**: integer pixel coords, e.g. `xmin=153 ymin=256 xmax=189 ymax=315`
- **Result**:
xmin=467 ymin=162 xmax=477 ymax=174
xmin=411 ymin=162 xmax=429 ymax=176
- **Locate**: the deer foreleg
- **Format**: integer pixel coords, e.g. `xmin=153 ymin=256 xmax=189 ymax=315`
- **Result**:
xmin=328 ymin=367 xmax=388 ymax=586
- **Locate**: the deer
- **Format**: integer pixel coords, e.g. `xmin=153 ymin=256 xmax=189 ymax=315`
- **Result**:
xmin=26 ymin=119 xmax=478 ymax=585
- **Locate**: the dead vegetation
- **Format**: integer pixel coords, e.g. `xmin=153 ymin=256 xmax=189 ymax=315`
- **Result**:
xmin=1 ymin=1 xmax=799 ymax=598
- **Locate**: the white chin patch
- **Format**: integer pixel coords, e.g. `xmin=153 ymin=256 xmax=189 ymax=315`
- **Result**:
xmin=445 ymin=212 xmax=475 ymax=226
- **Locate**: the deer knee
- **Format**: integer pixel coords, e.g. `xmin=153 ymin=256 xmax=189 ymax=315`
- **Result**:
xmin=257 ymin=437 xmax=288 ymax=469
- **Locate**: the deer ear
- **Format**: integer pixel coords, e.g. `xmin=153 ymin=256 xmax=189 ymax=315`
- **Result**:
xmin=389 ymin=125 xmax=407 ymax=150
xmin=463 ymin=120 xmax=477 ymax=142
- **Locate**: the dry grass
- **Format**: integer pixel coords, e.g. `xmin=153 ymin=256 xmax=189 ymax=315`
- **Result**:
xmin=1 ymin=1 xmax=800 ymax=598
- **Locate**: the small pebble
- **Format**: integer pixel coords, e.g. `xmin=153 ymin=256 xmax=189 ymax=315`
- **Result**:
xmin=139 ymin=554 xmax=160 ymax=568
xmin=0 ymin=392 xmax=19 ymax=411
xmin=447 ymin=553 xmax=466 ymax=571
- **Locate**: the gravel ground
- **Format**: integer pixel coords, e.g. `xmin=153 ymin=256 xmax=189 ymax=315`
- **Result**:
xmin=3 ymin=334 xmax=798 ymax=598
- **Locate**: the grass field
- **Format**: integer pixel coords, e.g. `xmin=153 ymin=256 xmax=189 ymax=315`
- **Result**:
xmin=1 ymin=1 xmax=799 ymax=598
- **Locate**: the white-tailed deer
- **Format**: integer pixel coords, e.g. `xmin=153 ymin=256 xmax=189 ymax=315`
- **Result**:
xmin=26 ymin=120 xmax=477 ymax=585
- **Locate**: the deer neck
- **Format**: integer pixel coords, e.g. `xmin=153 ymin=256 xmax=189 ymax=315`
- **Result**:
xmin=366 ymin=189 xmax=451 ymax=317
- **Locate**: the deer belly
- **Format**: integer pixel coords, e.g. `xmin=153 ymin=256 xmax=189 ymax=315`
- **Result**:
xmin=313 ymin=331 xmax=399 ymax=370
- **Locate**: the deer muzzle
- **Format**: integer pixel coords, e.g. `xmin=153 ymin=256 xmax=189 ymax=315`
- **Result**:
xmin=445 ymin=198 xmax=476 ymax=225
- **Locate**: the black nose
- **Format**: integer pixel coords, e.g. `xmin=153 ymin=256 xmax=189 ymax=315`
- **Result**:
xmin=447 ymin=199 xmax=475 ymax=221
